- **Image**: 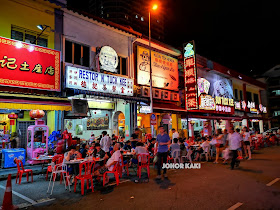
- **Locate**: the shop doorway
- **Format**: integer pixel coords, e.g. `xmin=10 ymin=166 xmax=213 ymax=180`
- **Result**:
xmin=17 ymin=121 xmax=35 ymax=148
xmin=112 ymin=111 xmax=125 ymax=138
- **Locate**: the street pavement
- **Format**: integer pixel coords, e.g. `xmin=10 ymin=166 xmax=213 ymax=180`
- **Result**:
xmin=0 ymin=146 xmax=279 ymax=210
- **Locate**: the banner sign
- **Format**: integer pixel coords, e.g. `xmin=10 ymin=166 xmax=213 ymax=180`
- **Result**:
xmin=184 ymin=41 xmax=198 ymax=110
xmin=236 ymin=100 xmax=267 ymax=114
xmin=0 ymin=36 xmax=60 ymax=91
xmin=150 ymin=114 xmax=157 ymax=125
xmin=65 ymin=66 xmax=133 ymax=96
xmin=137 ymin=46 xmax=179 ymax=91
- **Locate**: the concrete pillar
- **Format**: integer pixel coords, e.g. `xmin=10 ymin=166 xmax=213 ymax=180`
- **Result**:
xmin=124 ymin=103 xmax=131 ymax=140
xmin=259 ymin=120 xmax=264 ymax=133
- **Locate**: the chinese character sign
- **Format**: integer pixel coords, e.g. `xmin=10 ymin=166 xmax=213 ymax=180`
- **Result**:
xmin=0 ymin=36 xmax=60 ymax=91
xmin=184 ymin=41 xmax=198 ymax=110
xmin=65 ymin=66 xmax=133 ymax=96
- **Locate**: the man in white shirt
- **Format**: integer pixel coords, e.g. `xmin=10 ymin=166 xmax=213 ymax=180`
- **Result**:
xmin=93 ymin=143 xmax=121 ymax=185
xmin=226 ymin=127 xmax=242 ymax=170
xmin=100 ymin=131 xmax=112 ymax=154
xmin=172 ymin=128 xmax=179 ymax=144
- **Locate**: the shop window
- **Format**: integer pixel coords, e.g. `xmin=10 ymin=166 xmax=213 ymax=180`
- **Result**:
xmin=65 ymin=40 xmax=90 ymax=67
xmin=11 ymin=25 xmax=48 ymax=47
xmin=239 ymin=90 xmax=243 ymax=100
xmin=234 ymin=89 xmax=238 ymax=100
xmin=253 ymin=93 xmax=259 ymax=105
xmin=114 ymin=57 xmax=127 ymax=76
xmin=246 ymin=91 xmax=252 ymax=102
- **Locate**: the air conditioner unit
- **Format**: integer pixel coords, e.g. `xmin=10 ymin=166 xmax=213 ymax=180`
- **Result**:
xmin=153 ymin=89 xmax=162 ymax=99
xmin=141 ymin=86 xmax=150 ymax=97
xmin=162 ymin=90 xmax=171 ymax=100
xmin=171 ymin=92 xmax=179 ymax=101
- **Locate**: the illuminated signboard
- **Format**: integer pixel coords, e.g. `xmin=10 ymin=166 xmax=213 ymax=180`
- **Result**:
xmin=184 ymin=41 xmax=198 ymax=110
xmin=137 ymin=46 xmax=179 ymax=90
xmin=99 ymin=46 xmax=118 ymax=73
xmin=199 ymin=94 xmax=215 ymax=110
xmin=0 ymin=36 xmax=60 ymax=91
xmin=65 ymin=66 xmax=133 ymax=96
xmin=235 ymin=101 xmax=267 ymax=114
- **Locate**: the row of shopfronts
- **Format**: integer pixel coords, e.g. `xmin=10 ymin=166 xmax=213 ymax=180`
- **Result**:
xmin=0 ymin=0 xmax=268 ymax=151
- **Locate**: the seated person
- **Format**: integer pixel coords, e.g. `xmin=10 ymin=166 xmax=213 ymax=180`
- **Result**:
xmin=179 ymin=139 xmax=187 ymax=157
xmin=79 ymin=143 xmax=88 ymax=158
xmin=87 ymin=143 xmax=95 ymax=156
xmin=64 ymin=145 xmax=82 ymax=180
xmin=93 ymin=143 xmax=122 ymax=185
xmin=130 ymin=142 xmax=148 ymax=164
xmin=194 ymin=138 xmax=207 ymax=161
xmin=123 ymin=140 xmax=132 ymax=151
xmin=93 ymin=143 xmax=106 ymax=159
xmin=169 ymin=138 xmax=180 ymax=157
xmin=148 ymin=138 xmax=156 ymax=154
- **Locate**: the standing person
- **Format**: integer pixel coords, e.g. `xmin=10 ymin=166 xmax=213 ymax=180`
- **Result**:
xmin=156 ymin=126 xmax=171 ymax=180
xmin=222 ymin=129 xmax=228 ymax=147
xmin=242 ymin=126 xmax=252 ymax=160
xmin=235 ymin=128 xmax=243 ymax=159
xmin=213 ymin=129 xmax=224 ymax=164
xmin=226 ymin=127 xmax=242 ymax=170
xmin=100 ymin=131 xmax=112 ymax=155
xmin=130 ymin=128 xmax=141 ymax=148
xmin=10 ymin=132 xmax=19 ymax=148
xmin=171 ymin=128 xmax=179 ymax=144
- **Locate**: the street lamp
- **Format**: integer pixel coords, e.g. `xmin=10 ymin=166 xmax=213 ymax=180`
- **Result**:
xmin=149 ymin=3 xmax=158 ymax=114
xmin=149 ymin=3 xmax=158 ymax=137
xmin=33 ymin=24 xmax=51 ymax=44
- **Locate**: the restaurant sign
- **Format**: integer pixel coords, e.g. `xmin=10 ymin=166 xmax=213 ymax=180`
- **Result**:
xmin=99 ymin=46 xmax=118 ymax=73
xmin=184 ymin=41 xmax=198 ymax=110
xmin=0 ymin=36 xmax=60 ymax=91
xmin=65 ymin=66 xmax=133 ymax=96
xmin=137 ymin=46 xmax=179 ymax=91
xmin=235 ymin=100 xmax=267 ymax=114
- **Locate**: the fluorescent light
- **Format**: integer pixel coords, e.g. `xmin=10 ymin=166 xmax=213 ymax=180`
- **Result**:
xmin=37 ymin=25 xmax=44 ymax=30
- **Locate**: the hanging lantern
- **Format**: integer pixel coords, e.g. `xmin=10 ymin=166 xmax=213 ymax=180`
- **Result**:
xmin=8 ymin=113 xmax=18 ymax=126
xmin=29 ymin=109 xmax=45 ymax=119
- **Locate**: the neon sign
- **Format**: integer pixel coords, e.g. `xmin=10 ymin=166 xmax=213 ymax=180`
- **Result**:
xmin=184 ymin=41 xmax=198 ymax=110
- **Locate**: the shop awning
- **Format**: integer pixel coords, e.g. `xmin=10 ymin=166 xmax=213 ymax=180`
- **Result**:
xmin=153 ymin=102 xmax=186 ymax=113
xmin=0 ymin=98 xmax=71 ymax=111
xmin=71 ymin=89 xmax=149 ymax=103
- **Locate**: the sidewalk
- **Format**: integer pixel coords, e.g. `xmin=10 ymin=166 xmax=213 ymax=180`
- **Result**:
xmin=0 ymin=165 xmax=46 ymax=181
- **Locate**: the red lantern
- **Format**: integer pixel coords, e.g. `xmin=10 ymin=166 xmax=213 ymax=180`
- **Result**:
xmin=29 ymin=109 xmax=45 ymax=119
xmin=8 ymin=113 xmax=18 ymax=119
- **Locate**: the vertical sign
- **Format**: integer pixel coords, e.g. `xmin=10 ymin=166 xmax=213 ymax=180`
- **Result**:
xmin=184 ymin=41 xmax=198 ymax=110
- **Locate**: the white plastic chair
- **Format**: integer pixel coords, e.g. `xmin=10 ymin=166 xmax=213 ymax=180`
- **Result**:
xmin=47 ymin=163 xmax=71 ymax=195
xmin=171 ymin=149 xmax=181 ymax=163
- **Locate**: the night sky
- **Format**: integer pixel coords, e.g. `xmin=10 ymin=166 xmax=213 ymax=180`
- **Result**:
xmin=165 ymin=0 xmax=280 ymax=76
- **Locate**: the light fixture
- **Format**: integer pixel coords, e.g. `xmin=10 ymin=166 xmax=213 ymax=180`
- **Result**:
xmin=227 ymin=70 xmax=231 ymax=74
xmin=16 ymin=41 xmax=23 ymax=48
xmin=152 ymin=4 xmax=158 ymax=10
xmin=37 ymin=25 xmax=44 ymax=30
xmin=238 ymin=75 xmax=242 ymax=79
xmin=29 ymin=45 xmax=35 ymax=52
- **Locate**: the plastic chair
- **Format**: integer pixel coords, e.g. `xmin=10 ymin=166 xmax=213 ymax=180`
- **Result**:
xmin=47 ymin=163 xmax=71 ymax=195
xmin=119 ymin=155 xmax=129 ymax=178
xmin=74 ymin=161 xmax=94 ymax=195
xmin=137 ymin=153 xmax=150 ymax=179
xmin=46 ymin=155 xmax=63 ymax=181
xmin=15 ymin=159 xmax=33 ymax=184
xmin=103 ymin=162 xmax=120 ymax=186
xmin=171 ymin=149 xmax=181 ymax=163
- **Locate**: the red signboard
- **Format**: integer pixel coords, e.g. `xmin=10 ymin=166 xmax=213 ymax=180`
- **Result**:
xmin=184 ymin=41 xmax=198 ymax=110
xmin=0 ymin=36 xmax=60 ymax=91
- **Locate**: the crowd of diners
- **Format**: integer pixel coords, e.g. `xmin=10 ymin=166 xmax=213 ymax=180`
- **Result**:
xmin=58 ymin=126 xmax=280 ymax=186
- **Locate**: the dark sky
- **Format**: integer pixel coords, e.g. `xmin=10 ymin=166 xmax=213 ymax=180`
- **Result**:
xmin=164 ymin=0 xmax=280 ymax=75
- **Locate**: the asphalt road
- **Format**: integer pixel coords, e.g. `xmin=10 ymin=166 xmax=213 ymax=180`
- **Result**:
xmin=0 ymin=146 xmax=279 ymax=210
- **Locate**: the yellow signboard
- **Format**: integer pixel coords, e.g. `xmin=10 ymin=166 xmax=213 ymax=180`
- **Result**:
xmin=87 ymin=101 xmax=115 ymax=110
